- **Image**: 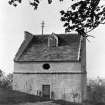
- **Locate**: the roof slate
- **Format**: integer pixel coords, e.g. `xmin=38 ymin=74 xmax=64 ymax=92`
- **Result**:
xmin=14 ymin=31 xmax=81 ymax=62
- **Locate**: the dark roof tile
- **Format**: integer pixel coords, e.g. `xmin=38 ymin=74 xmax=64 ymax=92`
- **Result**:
xmin=14 ymin=31 xmax=81 ymax=62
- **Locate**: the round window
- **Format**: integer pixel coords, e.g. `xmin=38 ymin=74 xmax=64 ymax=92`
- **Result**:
xmin=43 ymin=63 xmax=50 ymax=70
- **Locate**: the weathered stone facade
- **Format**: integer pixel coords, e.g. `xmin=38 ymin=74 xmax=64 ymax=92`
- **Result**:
xmin=13 ymin=32 xmax=87 ymax=103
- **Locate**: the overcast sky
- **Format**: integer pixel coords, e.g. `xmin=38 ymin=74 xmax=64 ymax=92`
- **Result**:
xmin=0 ymin=0 xmax=105 ymax=79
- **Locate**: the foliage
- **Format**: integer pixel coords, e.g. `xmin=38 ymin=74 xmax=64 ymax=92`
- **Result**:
xmin=8 ymin=0 xmax=105 ymax=37
xmin=0 ymin=69 xmax=4 ymax=77
xmin=0 ymin=73 xmax=13 ymax=89
xmin=8 ymin=0 xmax=63 ymax=9
xmin=87 ymin=78 xmax=105 ymax=104
xmin=60 ymin=0 xmax=105 ymax=37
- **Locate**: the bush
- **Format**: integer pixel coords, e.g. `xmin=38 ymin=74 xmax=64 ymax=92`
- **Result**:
xmin=87 ymin=78 xmax=105 ymax=105
xmin=0 ymin=73 xmax=13 ymax=89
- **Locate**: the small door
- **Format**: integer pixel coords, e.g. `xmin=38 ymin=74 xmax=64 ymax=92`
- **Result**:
xmin=42 ymin=85 xmax=50 ymax=98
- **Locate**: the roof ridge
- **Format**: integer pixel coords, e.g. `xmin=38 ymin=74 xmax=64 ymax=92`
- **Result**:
xmin=14 ymin=31 xmax=81 ymax=62
xmin=32 ymin=33 xmax=78 ymax=37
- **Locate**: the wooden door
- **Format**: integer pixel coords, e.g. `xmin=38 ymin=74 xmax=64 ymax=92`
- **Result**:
xmin=42 ymin=85 xmax=50 ymax=99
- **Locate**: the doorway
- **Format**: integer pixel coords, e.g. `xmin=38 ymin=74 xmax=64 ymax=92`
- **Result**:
xmin=42 ymin=85 xmax=50 ymax=99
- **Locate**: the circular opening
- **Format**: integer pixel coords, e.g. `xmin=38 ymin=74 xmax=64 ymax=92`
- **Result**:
xmin=43 ymin=63 xmax=50 ymax=70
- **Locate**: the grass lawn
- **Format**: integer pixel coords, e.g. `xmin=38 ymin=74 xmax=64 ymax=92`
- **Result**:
xmin=0 ymin=87 xmax=48 ymax=105
xmin=52 ymin=100 xmax=82 ymax=105
xmin=0 ymin=88 xmax=84 ymax=105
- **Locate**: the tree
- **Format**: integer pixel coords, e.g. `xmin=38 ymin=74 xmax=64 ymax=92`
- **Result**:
xmin=60 ymin=0 xmax=105 ymax=37
xmin=0 ymin=73 xmax=13 ymax=89
xmin=8 ymin=0 xmax=63 ymax=8
xmin=87 ymin=78 xmax=105 ymax=104
xmin=0 ymin=69 xmax=3 ymax=77
xmin=8 ymin=0 xmax=105 ymax=37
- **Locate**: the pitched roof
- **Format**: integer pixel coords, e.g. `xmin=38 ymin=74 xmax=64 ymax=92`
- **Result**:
xmin=14 ymin=31 xmax=82 ymax=62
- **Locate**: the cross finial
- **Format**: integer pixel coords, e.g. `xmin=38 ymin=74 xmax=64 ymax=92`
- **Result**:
xmin=41 ymin=21 xmax=45 ymax=35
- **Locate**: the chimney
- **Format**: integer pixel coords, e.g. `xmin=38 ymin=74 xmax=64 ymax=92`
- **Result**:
xmin=48 ymin=33 xmax=58 ymax=47
xmin=24 ymin=31 xmax=32 ymax=40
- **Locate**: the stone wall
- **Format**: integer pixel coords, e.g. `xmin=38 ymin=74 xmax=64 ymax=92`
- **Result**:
xmin=14 ymin=62 xmax=81 ymax=73
xmin=13 ymin=73 xmax=84 ymax=103
xmin=13 ymin=61 xmax=86 ymax=103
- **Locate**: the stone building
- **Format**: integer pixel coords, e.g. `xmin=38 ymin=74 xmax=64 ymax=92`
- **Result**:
xmin=13 ymin=31 xmax=87 ymax=103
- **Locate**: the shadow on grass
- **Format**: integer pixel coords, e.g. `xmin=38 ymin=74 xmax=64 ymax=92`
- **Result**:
xmin=83 ymin=100 xmax=105 ymax=105
xmin=0 ymin=88 xmax=50 ymax=104
xmin=52 ymin=100 xmax=82 ymax=105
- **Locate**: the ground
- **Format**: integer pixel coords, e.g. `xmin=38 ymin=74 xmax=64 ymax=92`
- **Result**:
xmin=0 ymin=88 xmax=82 ymax=105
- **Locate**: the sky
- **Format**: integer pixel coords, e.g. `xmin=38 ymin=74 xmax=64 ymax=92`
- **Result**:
xmin=0 ymin=0 xmax=105 ymax=79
